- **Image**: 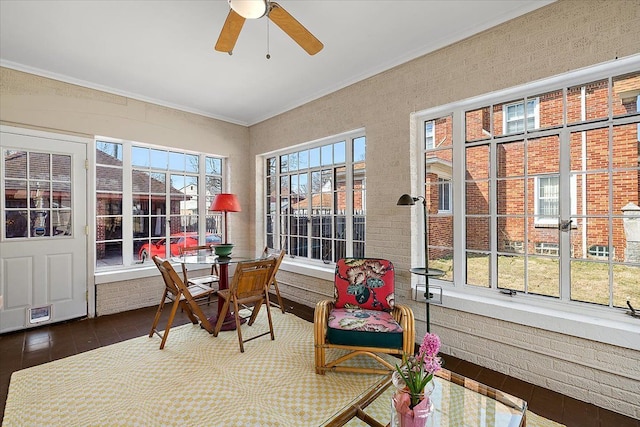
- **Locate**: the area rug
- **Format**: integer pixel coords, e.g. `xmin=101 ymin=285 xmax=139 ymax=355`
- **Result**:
xmin=4 ymin=310 xmax=564 ymax=426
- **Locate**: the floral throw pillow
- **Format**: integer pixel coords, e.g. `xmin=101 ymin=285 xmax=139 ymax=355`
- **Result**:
xmin=334 ymin=258 xmax=395 ymax=311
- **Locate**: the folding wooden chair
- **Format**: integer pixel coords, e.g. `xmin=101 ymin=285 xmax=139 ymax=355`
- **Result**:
xmin=149 ymin=256 xmax=216 ymax=349
xmin=179 ymin=245 xmax=220 ymax=306
xmin=213 ymin=258 xmax=277 ymax=352
xmin=263 ymin=247 xmax=286 ymax=313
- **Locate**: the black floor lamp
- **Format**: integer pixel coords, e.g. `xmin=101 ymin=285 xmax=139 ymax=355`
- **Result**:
xmin=397 ymin=193 xmax=444 ymax=332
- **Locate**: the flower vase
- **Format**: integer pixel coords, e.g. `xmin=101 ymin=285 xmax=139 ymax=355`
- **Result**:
xmin=390 ymin=370 xmax=435 ymax=427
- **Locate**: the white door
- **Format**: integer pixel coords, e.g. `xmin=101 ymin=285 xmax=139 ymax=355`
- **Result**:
xmin=0 ymin=127 xmax=88 ymax=333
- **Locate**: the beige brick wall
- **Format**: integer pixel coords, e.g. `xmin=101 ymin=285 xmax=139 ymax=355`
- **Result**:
xmin=248 ymin=0 xmax=640 ymax=418
xmin=1 ymin=0 xmax=638 ymax=418
xmin=96 ymin=277 xmax=163 ymax=316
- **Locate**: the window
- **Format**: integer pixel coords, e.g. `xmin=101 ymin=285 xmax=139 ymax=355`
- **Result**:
xmin=438 ymin=178 xmax=452 ymax=213
xmin=425 ymin=121 xmax=435 ymax=149
xmin=588 ymin=245 xmax=610 ymax=258
xmin=504 ymin=99 xmax=539 ymax=134
xmin=416 ymin=61 xmax=639 ymax=314
xmin=96 ymin=139 xmax=224 ymax=269
xmin=264 ymin=131 xmax=365 ymax=264
xmin=535 ymin=175 xmax=559 ymax=225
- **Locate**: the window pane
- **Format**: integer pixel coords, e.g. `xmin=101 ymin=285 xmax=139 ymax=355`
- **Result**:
xmin=425 ymin=120 xmax=435 ymax=148
xmin=309 ymin=147 xmax=320 ymax=168
xmin=29 ymin=152 xmax=50 ymax=180
xmin=527 ymin=256 xmax=559 ymax=297
xmin=96 ymin=241 xmax=122 ymax=267
xmin=5 ymin=180 xmax=27 ymax=208
xmin=535 ymin=89 xmax=563 ymax=130
xmin=168 ymin=152 xmax=184 ymax=171
xmin=466 ymin=217 xmax=489 ymax=251
xmin=97 ymin=142 xmax=122 ymax=164
xmin=6 ymin=210 xmax=28 ymax=238
xmin=570 ymin=128 xmax=608 ymax=172
xmin=465 ymin=107 xmax=491 ymax=142
xmin=613 ymin=264 xmax=640 ymax=308
xmin=496 ymin=179 xmax=524 ymax=215
xmin=298 ymin=150 xmax=309 ymax=169
xmin=334 ymin=141 xmax=345 ymax=163
xmin=353 ymin=137 xmax=365 ymax=162
xmin=132 ymin=146 xmax=149 ymax=167
xmin=185 ymin=154 xmax=198 ymax=173
xmin=466 ymin=181 xmax=489 ymax=215
xmin=97 ymin=166 xmax=123 ymax=192
xmin=612 ymin=72 xmax=640 ymax=117
xmin=528 ymin=135 xmax=559 ymax=175
xmin=288 ymin=152 xmax=298 ymax=171
xmin=497 ymin=140 xmax=525 ymax=178
xmin=5 ymin=150 xmax=27 ymax=178
xmin=498 ymin=216 xmax=525 ymax=253
xmin=321 ymin=144 xmax=332 ymax=166
xmin=466 ymin=253 xmax=489 ymax=287
xmin=150 ymin=149 xmax=168 ymax=169
xmin=567 ymin=79 xmax=608 ymax=124
xmin=207 ymin=157 xmax=222 ymax=175
xmin=465 ymin=145 xmax=490 ymax=179
xmin=52 ymin=154 xmax=71 ymax=181
xmin=497 ymin=255 xmax=525 ymax=291
xmin=612 ymin=170 xmax=638 ymax=213
xmin=613 ymin=123 xmax=640 ymax=169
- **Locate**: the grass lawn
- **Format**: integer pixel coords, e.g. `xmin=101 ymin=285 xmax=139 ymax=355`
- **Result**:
xmin=429 ymin=255 xmax=639 ymax=308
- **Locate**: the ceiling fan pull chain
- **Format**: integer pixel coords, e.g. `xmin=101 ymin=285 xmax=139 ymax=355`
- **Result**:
xmin=266 ymin=17 xmax=271 ymax=59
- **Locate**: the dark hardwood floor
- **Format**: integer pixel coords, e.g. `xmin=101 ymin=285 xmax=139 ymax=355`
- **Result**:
xmin=0 ymin=297 xmax=637 ymax=426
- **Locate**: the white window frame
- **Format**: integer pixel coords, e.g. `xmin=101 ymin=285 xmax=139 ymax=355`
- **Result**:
xmin=411 ymin=55 xmax=640 ymax=350
xmin=94 ymin=136 xmax=225 ymax=275
xmin=503 ymin=98 xmax=540 ymax=134
xmin=261 ymin=129 xmax=365 ymax=271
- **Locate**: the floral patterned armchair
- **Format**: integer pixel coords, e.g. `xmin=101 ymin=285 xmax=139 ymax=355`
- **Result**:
xmin=314 ymin=258 xmax=415 ymax=375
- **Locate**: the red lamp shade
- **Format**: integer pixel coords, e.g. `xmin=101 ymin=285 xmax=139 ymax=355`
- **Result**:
xmin=210 ymin=193 xmax=241 ymax=246
xmin=210 ymin=193 xmax=241 ymax=213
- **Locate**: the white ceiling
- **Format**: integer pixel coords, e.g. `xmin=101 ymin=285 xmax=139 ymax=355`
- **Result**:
xmin=0 ymin=0 xmax=554 ymax=126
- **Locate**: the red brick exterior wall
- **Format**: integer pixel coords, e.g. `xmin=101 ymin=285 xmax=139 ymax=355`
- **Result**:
xmin=462 ymin=75 xmax=639 ymax=262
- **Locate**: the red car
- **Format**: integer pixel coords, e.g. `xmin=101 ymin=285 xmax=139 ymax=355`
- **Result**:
xmin=138 ymin=233 xmax=221 ymax=262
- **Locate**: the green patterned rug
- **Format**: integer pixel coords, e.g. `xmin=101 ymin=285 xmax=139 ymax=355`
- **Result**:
xmin=4 ymin=309 xmax=564 ymax=426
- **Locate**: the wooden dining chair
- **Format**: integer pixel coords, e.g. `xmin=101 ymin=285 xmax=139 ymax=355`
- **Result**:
xmin=179 ymin=244 xmax=220 ymax=305
xmin=263 ymin=247 xmax=286 ymax=313
xmin=149 ymin=256 xmax=215 ymax=349
xmin=213 ymin=258 xmax=277 ymax=352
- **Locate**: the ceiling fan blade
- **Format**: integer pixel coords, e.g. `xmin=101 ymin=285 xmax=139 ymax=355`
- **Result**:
xmin=268 ymin=2 xmax=323 ymax=55
xmin=215 ymin=9 xmax=246 ymax=53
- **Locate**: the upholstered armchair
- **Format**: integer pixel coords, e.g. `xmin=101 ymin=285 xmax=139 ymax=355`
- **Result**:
xmin=314 ymin=258 xmax=415 ymax=375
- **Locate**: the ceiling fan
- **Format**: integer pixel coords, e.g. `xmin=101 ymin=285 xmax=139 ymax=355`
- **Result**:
xmin=215 ymin=0 xmax=323 ymax=56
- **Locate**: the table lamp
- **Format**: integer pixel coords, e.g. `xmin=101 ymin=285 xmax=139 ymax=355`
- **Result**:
xmin=210 ymin=193 xmax=241 ymax=257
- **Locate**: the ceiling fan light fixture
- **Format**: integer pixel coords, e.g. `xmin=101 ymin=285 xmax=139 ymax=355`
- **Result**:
xmin=228 ymin=0 xmax=268 ymax=19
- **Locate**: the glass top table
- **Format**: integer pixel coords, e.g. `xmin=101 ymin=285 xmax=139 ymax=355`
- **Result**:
xmin=321 ymin=368 xmax=527 ymax=427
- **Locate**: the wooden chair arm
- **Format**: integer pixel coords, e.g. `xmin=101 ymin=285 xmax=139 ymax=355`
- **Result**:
xmin=314 ymin=299 xmax=334 ymax=345
xmin=392 ymin=304 xmax=415 ymax=356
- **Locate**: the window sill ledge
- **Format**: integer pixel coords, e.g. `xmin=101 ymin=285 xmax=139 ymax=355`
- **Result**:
xmin=279 ymin=258 xmax=335 ymax=281
xmin=95 ymin=265 xmax=166 ymax=284
xmin=423 ymin=288 xmax=640 ymax=351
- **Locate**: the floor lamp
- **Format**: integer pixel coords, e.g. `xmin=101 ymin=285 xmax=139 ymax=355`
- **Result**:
xmin=397 ymin=193 xmax=442 ymax=332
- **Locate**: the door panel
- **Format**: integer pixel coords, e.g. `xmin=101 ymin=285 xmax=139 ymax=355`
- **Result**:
xmin=0 ymin=128 xmax=88 ymax=333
